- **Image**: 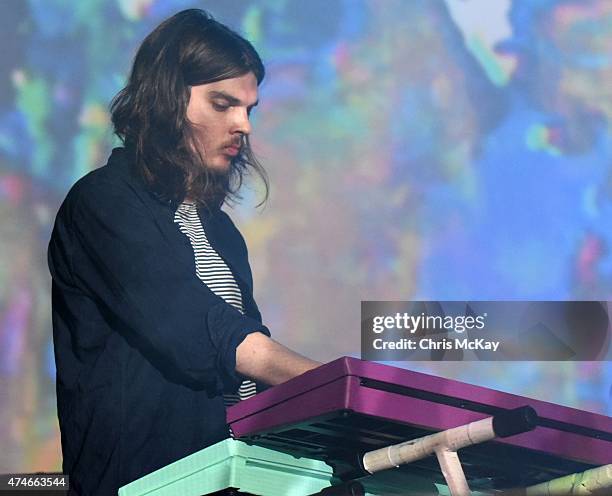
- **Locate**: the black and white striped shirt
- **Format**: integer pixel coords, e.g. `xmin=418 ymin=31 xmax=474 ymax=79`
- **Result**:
xmin=174 ymin=201 xmax=257 ymax=406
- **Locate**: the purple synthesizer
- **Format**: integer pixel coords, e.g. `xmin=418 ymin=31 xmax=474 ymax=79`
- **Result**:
xmin=227 ymin=357 xmax=611 ymax=492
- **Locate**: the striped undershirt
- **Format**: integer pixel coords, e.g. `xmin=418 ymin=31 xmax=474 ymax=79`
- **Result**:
xmin=174 ymin=201 xmax=257 ymax=407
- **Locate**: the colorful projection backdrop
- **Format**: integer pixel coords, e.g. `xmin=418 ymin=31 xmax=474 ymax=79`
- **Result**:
xmin=0 ymin=0 xmax=610 ymax=473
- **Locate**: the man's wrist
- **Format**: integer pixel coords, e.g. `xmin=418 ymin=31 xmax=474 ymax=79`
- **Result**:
xmin=236 ymin=332 xmax=319 ymax=385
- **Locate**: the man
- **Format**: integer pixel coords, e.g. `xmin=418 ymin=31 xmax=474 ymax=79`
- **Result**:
xmin=48 ymin=9 xmax=319 ymax=495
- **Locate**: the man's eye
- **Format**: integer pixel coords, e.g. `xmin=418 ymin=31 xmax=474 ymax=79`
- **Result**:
xmin=212 ymin=103 xmax=229 ymax=112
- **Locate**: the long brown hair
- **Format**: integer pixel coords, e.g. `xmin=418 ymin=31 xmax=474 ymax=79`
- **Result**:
xmin=110 ymin=9 xmax=268 ymax=209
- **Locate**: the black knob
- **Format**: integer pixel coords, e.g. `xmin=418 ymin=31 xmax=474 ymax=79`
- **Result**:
xmin=492 ymin=406 xmax=538 ymax=438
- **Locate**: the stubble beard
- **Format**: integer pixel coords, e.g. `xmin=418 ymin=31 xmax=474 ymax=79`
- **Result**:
xmin=188 ymin=154 xmax=237 ymax=206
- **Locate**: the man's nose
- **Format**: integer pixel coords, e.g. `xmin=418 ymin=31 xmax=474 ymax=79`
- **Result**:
xmin=233 ymin=108 xmax=252 ymax=136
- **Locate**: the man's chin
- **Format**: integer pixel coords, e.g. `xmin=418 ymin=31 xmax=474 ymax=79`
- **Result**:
xmin=206 ymin=158 xmax=233 ymax=176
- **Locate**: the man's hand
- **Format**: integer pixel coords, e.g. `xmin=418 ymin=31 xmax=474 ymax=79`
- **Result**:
xmin=235 ymin=332 xmax=321 ymax=385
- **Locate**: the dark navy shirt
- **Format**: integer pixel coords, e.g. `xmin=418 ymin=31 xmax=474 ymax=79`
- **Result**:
xmin=48 ymin=148 xmax=269 ymax=495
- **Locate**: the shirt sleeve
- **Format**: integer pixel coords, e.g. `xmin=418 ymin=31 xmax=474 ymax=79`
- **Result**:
xmin=49 ymin=175 xmax=269 ymax=391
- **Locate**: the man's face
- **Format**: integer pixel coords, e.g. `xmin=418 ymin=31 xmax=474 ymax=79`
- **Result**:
xmin=186 ymin=72 xmax=259 ymax=171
